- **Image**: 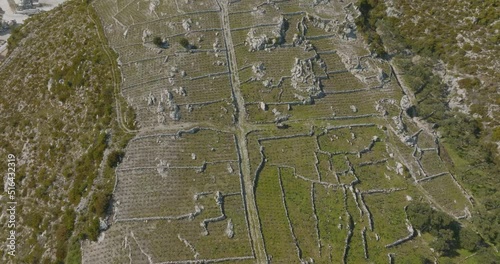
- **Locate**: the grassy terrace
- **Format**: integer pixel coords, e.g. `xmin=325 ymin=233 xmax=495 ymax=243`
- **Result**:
xmin=73 ymin=0 xmax=496 ymax=263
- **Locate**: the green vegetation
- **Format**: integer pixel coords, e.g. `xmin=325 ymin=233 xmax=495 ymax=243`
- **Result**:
xmin=7 ymin=25 xmax=27 ymax=52
xmin=153 ymin=36 xmax=163 ymax=46
xmin=407 ymin=203 xmax=484 ymax=256
xmin=153 ymin=36 xmax=169 ymax=49
xmin=355 ymin=0 xmax=387 ymax=57
xmin=179 ymin=37 xmax=197 ymax=50
xmin=107 ymin=150 xmax=125 ymax=168
xmin=0 ymin=0 xmax=136 ymax=263
xmin=356 ymin=0 xmax=500 ymax=258
xmin=179 ymin=37 xmax=190 ymax=48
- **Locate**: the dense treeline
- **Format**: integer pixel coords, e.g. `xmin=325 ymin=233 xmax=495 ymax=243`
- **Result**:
xmin=355 ymin=0 xmax=500 ymax=260
xmin=355 ymin=0 xmax=387 ymax=57
xmin=407 ymin=203 xmax=483 ymax=255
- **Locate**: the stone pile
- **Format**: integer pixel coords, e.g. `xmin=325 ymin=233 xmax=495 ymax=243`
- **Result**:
xmin=290 ymin=58 xmax=322 ymax=96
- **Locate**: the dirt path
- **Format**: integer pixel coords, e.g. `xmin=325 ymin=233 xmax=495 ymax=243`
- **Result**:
xmin=217 ymin=0 xmax=268 ymax=262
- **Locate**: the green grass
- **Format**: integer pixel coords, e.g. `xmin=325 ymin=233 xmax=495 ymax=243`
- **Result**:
xmin=255 ymin=165 xmax=297 ymax=261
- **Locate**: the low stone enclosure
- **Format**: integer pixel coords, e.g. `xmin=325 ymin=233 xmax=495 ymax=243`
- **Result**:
xmin=83 ymin=0 xmax=474 ymax=263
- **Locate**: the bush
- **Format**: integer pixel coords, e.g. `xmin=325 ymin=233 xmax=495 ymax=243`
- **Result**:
xmin=107 ymin=150 xmax=125 ymax=168
xmin=153 ymin=36 xmax=162 ymax=46
xmin=179 ymin=38 xmax=190 ymax=48
xmin=492 ymin=127 xmax=500 ymax=141
xmin=91 ymin=190 xmax=112 ymax=217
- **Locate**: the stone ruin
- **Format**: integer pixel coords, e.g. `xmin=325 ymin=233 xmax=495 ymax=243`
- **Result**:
xmin=182 ymin=18 xmax=192 ymax=31
xmin=305 ymin=14 xmax=335 ymax=33
xmin=245 ymin=29 xmax=269 ymax=52
xmin=155 ymin=89 xmax=181 ymax=123
xmin=245 ymin=16 xmax=288 ymax=52
xmin=142 ymin=29 xmax=152 ymax=43
xmin=252 ymin=62 xmax=266 ymax=80
xmin=213 ymin=37 xmax=221 ymax=53
xmin=149 ymin=0 xmax=160 ymax=15
xmin=290 ymin=58 xmax=322 ymax=96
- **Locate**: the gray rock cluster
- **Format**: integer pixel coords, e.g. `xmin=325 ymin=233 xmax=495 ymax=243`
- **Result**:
xmin=305 ymin=14 xmax=335 ymax=32
xmin=142 ymin=29 xmax=152 ymax=43
xmin=245 ymin=29 xmax=269 ymax=52
xmin=182 ymin=18 xmax=192 ymax=31
xmin=245 ymin=16 xmax=287 ymax=52
xmin=290 ymin=58 xmax=322 ymax=95
xmin=148 ymin=0 xmax=160 ymax=14
xmin=155 ymin=89 xmax=181 ymax=123
xmin=225 ymin=219 xmax=234 ymax=238
xmin=252 ymin=62 xmax=266 ymax=80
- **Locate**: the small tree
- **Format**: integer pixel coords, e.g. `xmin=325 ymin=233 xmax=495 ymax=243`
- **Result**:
xmin=179 ymin=37 xmax=190 ymax=49
xmin=107 ymin=150 xmax=125 ymax=168
xmin=153 ymin=36 xmax=163 ymax=47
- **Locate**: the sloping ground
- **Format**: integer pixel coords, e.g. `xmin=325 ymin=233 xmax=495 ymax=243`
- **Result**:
xmin=0 ymin=1 xmax=134 ymax=263
xmin=80 ymin=0 xmax=488 ymax=263
xmin=359 ymin=0 xmax=500 ymax=258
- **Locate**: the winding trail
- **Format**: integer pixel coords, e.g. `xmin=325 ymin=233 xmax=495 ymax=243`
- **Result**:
xmin=217 ymin=0 xmax=268 ymax=262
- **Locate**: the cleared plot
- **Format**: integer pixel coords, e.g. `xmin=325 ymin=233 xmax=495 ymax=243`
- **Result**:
xmin=355 ymin=162 xmax=407 ymax=191
xmin=114 ymin=1 xmax=158 ymax=26
xmin=331 ymin=154 xmax=350 ymax=173
xmin=227 ymin=0 xmax=283 ymax=14
xmin=321 ymin=71 xmax=366 ymax=92
xmin=362 ymin=191 xmax=411 ymax=263
xmin=420 ymin=175 xmax=470 ymax=216
xmin=295 ymin=89 xmax=392 ymax=118
xmin=255 ymin=165 xmax=298 ymax=262
xmin=262 ymin=135 xmax=318 ymax=180
xmin=120 ymin=49 xmax=228 ymax=90
xmin=314 ymin=185 xmax=346 ymax=262
xmin=131 ymin=99 xmax=234 ymax=128
xmin=92 ymin=215 xmax=252 ymax=263
xmin=345 ymin=188 xmax=368 ymax=264
xmin=122 ymin=129 xmax=237 ymax=169
xmin=235 ymin=46 xmax=315 ymax=82
xmin=124 ymin=13 xmax=223 ymax=43
xmin=318 ymin=126 xmax=383 ymax=154
xmin=281 ymin=168 xmax=321 ymax=261
xmin=123 ymin=74 xmax=232 ymax=106
xmin=228 ymin=7 xmax=283 ymax=29
xmin=309 ymin=37 xmax=338 ymax=52
xmin=419 ymin=150 xmax=446 ymax=177
xmin=416 ymin=131 xmax=437 ymax=149
xmin=191 ymin=194 xmax=253 ymax=258
xmin=82 ymin=222 xmax=132 ymax=264
xmin=156 ymin=0 xmax=219 ymax=14
xmin=114 ymin=44 xmax=170 ymax=63
xmin=114 ymin=163 xmax=240 ymax=219
xmin=319 ymin=52 xmax=347 ymax=73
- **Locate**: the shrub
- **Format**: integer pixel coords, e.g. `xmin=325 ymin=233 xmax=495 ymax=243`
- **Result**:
xmin=492 ymin=127 xmax=500 ymax=141
xmin=179 ymin=37 xmax=190 ymax=48
xmin=153 ymin=36 xmax=162 ymax=46
xmin=107 ymin=150 xmax=125 ymax=168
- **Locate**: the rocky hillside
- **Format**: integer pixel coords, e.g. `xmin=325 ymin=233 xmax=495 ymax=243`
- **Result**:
xmin=0 ymin=1 xmax=134 ymax=263
xmin=357 ymin=0 xmax=500 ymax=260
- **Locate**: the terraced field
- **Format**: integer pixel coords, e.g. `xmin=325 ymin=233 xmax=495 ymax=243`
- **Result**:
xmin=83 ymin=0 xmax=475 ymax=263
